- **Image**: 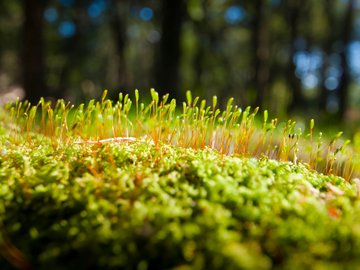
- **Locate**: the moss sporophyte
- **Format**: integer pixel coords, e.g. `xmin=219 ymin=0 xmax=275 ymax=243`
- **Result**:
xmin=0 ymin=89 xmax=359 ymax=269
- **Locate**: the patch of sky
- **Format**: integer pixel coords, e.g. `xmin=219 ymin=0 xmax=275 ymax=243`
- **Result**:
xmin=293 ymin=51 xmax=310 ymax=78
xmin=293 ymin=50 xmax=323 ymax=89
xmin=309 ymin=49 xmax=323 ymax=69
xmin=224 ymin=5 xmax=246 ymax=24
xmin=348 ymin=41 xmax=360 ymax=76
xmin=139 ymin=7 xmax=154 ymax=21
xmin=58 ymin=21 xmax=76 ymax=38
xmin=44 ymin=7 xmax=58 ymax=23
xmin=302 ymin=73 xmax=319 ymax=89
xmin=324 ymin=76 xmax=339 ymax=91
xmin=293 ymin=49 xmax=325 ymax=89
xmin=326 ymin=66 xmax=343 ymax=78
xmin=293 ymin=52 xmax=308 ymax=68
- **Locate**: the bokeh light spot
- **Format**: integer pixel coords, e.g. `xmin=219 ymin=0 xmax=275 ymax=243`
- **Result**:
xmin=326 ymin=66 xmax=342 ymax=78
xmin=44 ymin=8 xmax=58 ymax=23
xmin=139 ymin=7 xmax=154 ymax=21
xmin=58 ymin=21 xmax=76 ymax=38
xmin=302 ymin=74 xmax=319 ymax=89
xmin=88 ymin=0 xmax=107 ymax=18
xmin=147 ymin=30 xmax=161 ymax=43
xmin=324 ymin=77 xmax=339 ymax=91
xmin=224 ymin=5 xmax=245 ymax=24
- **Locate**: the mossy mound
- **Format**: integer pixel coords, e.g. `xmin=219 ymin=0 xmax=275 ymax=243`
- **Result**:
xmin=1 ymin=127 xmax=360 ymax=269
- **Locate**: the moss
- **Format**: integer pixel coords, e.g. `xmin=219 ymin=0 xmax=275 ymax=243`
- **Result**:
xmin=0 ymin=135 xmax=359 ymax=269
xmin=0 ymin=91 xmax=359 ymax=269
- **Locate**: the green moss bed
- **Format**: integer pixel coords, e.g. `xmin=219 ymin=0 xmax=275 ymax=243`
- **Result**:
xmin=0 ymin=90 xmax=360 ymax=269
xmin=0 ymin=127 xmax=360 ymax=269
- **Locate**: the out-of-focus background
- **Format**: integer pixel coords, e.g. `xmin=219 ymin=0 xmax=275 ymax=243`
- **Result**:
xmin=0 ymin=0 xmax=359 ymax=127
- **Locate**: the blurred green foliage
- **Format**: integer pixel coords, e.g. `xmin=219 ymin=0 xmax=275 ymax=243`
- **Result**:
xmin=0 ymin=0 xmax=359 ymax=125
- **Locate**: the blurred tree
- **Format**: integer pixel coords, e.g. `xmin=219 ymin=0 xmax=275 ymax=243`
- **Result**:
xmin=251 ymin=0 xmax=270 ymax=108
xmin=155 ymin=0 xmax=186 ymax=99
xmin=55 ymin=1 xmax=94 ymax=100
xmin=189 ymin=0 xmax=231 ymax=102
xmin=0 ymin=1 xmax=22 ymax=88
xmin=110 ymin=0 xmax=129 ymax=91
xmin=319 ymin=0 xmax=336 ymax=114
xmin=0 ymin=0 xmax=358 ymax=124
xmin=190 ymin=0 xmax=208 ymax=98
xmin=22 ymin=0 xmax=49 ymax=103
xmin=184 ymin=1 xmax=252 ymax=105
xmin=284 ymin=0 xmax=308 ymax=113
xmin=337 ymin=0 xmax=355 ymax=119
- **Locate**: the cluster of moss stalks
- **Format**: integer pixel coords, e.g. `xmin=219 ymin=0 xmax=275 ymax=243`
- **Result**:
xmin=0 ymin=90 xmax=359 ymax=269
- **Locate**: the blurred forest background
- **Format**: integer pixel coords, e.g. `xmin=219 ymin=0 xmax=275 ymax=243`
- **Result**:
xmin=0 ymin=0 xmax=359 ymax=128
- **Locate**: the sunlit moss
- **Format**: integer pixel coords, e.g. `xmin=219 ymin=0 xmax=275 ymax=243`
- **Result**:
xmin=0 ymin=90 xmax=359 ymax=269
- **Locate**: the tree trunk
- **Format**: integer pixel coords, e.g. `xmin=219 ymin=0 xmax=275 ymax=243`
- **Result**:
xmin=57 ymin=2 xmax=84 ymax=100
xmin=252 ymin=0 xmax=270 ymax=108
xmin=22 ymin=0 xmax=48 ymax=103
xmin=155 ymin=0 xmax=186 ymax=99
xmin=286 ymin=0 xmax=305 ymax=113
xmin=193 ymin=31 xmax=205 ymax=97
xmin=319 ymin=0 xmax=336 ymax=113
xmin=337 ymin=0 xmax=354 ymax=119
xmin=110 ymin=0 xmax=128 ymax=91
